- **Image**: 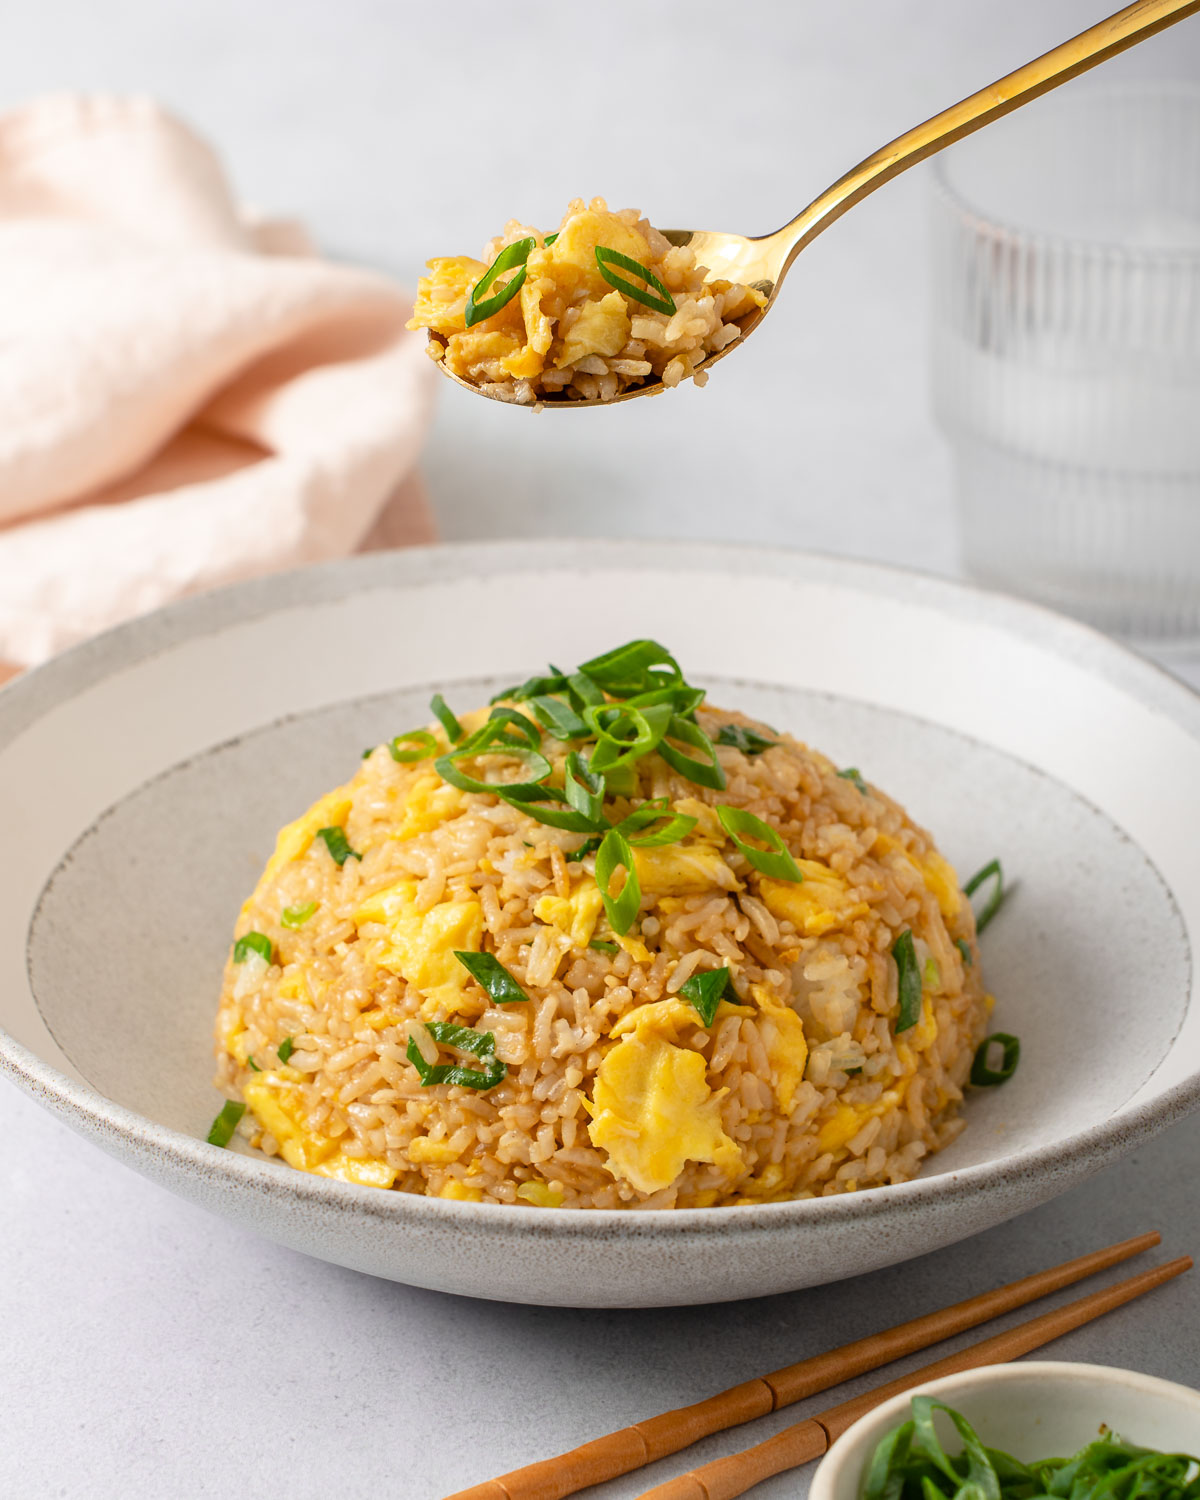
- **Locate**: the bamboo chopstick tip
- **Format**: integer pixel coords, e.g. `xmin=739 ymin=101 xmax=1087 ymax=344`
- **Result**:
xmin=441 ymin=1483 xmax=511 ymax=1500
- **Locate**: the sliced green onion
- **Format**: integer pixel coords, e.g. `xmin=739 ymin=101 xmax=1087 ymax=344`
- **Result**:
xmin=716 ymin=723 xmax=778 ymax=755
xmin=406 ymin=1036 xmax=506 ymax=1090
xmin=658 ymin=716 xmax=726 ymax=790
xmin=453 ymin=950 xmax=529 ymax=1004
xmin=893 ymin=930 xmax=922 ymax=1032
xmin=564 ymin=752 xmax=606 ymax=825
xmin=588 ymin=939 xmax=618 ymax=955
xmin=486 ymin=705 xmax=542 ymax=748
xmin=566 ymin=835 xmax=603 ymax=863
xmin=585 ymin=701 xmax=673 ymax=775
xmin=425 ymin=1020 xmax=498 ymax=1060
xmin=678 ymin=966 xmax=731 ymax=1027
xmin=837 ymin=767 xmax=869 ymax=796
xmin=246 ymin=1055 xmax=262 ymax=1073
xmin=492 ymin=671 xmax=569 ymax=704
xmin=435 ymin=721 xmax=553 ymax=797
xmin=970 ymin=1032 xmax=1020 ymax=1086
xmin=277 ymin=1037 xmax=295 ymax=1065
xmin=963 ymin=857 xmax=1005 ymax=934
xmin=498 ymin=786 xmax=598 ymax=833
xmin=594 ymin=247 xmax=677 ymax=316
xmin=527 ymin=694 xmax=588 ymax=741
xmin=464 ymin=237 xmax=535 ymax=328
xmin=625 ymin=683 xmax=707 ymax=719
xmin=578 ymin=638 xmax=682 ymax=697
xmin=566 ymin=669 xmax=607 ymax=710
xmin=281 ymin=901 xmax=318 ymax=929
xmin=955 ymin=937 xmax=974 ymax=968
xmin=206 ymin=1100 xmax=245 ymax=1147
xmin=716 ymin=806 xmax=802 ymax=882
xmin=316 ymin=826 xmax=361 ymax=866
xmin=616 ymin=803 xmax=698 ymax=848
xmin=431 ymin=693 xmax=464 ymax=744
xmin=389 ymin=729 xmax=438 ymax=764
xmin=544 ymin=232 xmax=558 ymax=246
xmin=233 ymin=931 xmax=273 ymax=965
xmin=595 ymin=828 xmax=641 ymax=936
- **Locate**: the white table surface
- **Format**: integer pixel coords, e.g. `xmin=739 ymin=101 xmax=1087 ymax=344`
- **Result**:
xmin=3 ymin=4 xmax=1200 ymax=1496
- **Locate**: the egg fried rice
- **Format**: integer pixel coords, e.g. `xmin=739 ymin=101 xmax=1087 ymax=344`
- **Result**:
xmin=211 ymin=644 xmax=992 ymax=1209
xmin=406 ymin=197 xmax=767 ymax=404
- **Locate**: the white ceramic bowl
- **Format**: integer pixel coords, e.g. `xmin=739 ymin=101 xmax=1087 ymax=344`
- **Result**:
xmin=811 ymin=1361 xmax=1200 ymax=1500
xmin=2 ymin=541 xmax=1199 ymax=1306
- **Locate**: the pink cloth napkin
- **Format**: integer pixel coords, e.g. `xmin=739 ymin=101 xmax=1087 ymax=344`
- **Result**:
xmin=0 ymin=94 xmax=438 ymax=670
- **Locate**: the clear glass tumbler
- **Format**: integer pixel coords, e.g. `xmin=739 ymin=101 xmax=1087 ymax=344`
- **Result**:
xmin=931 ymin=82 xmax=1200 ymax=643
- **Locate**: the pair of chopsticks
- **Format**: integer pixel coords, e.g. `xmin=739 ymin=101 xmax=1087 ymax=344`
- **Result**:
xmin=445 ymin=1231 xmax=1190 ymax=1500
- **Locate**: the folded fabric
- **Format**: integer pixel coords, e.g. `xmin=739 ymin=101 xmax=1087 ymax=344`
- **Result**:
xmin=0 ymin=93 xmax=438 ymax=669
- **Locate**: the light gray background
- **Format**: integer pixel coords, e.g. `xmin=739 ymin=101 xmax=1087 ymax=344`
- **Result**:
xmin=2 ymin=3 xmax=1199 ymax=1496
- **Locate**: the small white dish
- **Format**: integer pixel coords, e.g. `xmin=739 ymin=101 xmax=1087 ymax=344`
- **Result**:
xmin=811 ymin=1361 xmax=1200 ymax=1500
xmin=1 ymin=540 xmax=1199 ymax=1306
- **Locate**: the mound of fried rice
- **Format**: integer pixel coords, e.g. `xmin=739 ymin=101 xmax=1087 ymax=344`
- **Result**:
xmin=406 ymin=197 xmax=766 ymax=404
xmin=212 ymin=697 xmax=991 ymax=1210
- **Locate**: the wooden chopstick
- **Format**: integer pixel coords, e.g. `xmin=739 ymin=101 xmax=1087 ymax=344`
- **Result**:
xmin=443 ymin=1231 xmax=1161 ymax=1500
xmin=637 ymin=1254 xmax=1192 ymax=1500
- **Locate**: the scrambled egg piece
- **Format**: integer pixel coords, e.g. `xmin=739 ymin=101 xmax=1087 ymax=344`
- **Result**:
xmin=634 ymin=843 xmax=738 ymax=896
xmin=750 ymin=986 xmax=809 ymax=1113
xmin=391 ymin=773 xmax=468 ymax=841
xmin=354 ymin=880 xmax=484 ymax=1018
xmin=588 ymin=1001 xmax=742 ymax=1194
xmin=557 ymin=291 xmax=630 ymax=368
xmin=817 ymin=1086 xmax=906 ymax=1157
xmin=872 ymin=835 xmax=962 ymax=920
xmin=516 ymin=1181 xmax=565 ymax=1208
xmin=257 ymin=785 xmax=354 ymax=889
xmin=759 ymin=865 xmax=870 ymax=937
xmin=242 ymin=1075 xmax=396 ymax=1188
xmin=534 ymin=880 xmax=605 ymax=949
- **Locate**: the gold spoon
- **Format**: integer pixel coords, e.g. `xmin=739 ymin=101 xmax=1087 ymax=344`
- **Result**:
xmin=432 ymin=0 xmax=1200 ymax=407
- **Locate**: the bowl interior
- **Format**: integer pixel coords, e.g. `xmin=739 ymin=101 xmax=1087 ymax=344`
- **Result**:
xmin=26 ymin=673 xmax=1189 ymax=1167
xmin=820 ymin=1364 xmax=1200 ymax=1500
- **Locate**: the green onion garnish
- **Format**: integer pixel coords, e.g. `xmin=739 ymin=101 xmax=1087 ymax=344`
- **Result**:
xmin=892 ymin=930 xmax=921 ymax=1032
xmin=588 ymin=939 xmax=618 ymax=955
xmin=435 ymin=720 xmax=553 ymax=798
xmin=595 ymin=828 xmax=641 ymax=936
xmin=430 ymin=693 xmax=464 ymax=743
xmin=578 ymin=638 xmax=682 ymax=697
xmin=614 ymin=800 xmax=698 ymax=848
xmin=955 ymin=937 xmax=974 ymax=968
xmin=233 ymin=931 xmax=273 ymax=965
xmin=281 ymin=901 xmax=318 ymax=929
xmin=594 ymin=247 xmax=677 ymax=316
xmin=277 ymin=1037 xmax=295 ymax=1065
xmin=453 ymin=950 xmax=529 ymax=1004
xmin=586 ymin=701 xmax=673 ymax=775
xmin=963 ymin=857 xmax=1005 ymax=934
xmin=716 ymin=806 xmax=803 ymax=883
xmin=564 ymin=752 xmax=606 ymax=826
xmin=716 ymin=723 xmax=778 ymax=755
xmin=246 ymin=1055 xmax=261 ymax=1073
xmin=425 ymin=1020 xmax=499 ymax=1060
xmin=316 ymin=826 xmax=361 ymax=866
xmin=527 ymin=694 xmax=588 ymax=741
xmin=464 ymin=237 xmax=535 ymax=328
xmin=206 ymin=1100 xmax=245 ymax=1147
xmin=837 ymin=767 xmax=869 ymax=796
xmin=658 ymin=716 xmax=726 ymax=790
xmin=406 ymin=1034 xmax=506 ymax=1091
xmin=678 ymin=966 xmax=731 ymax=1027
xmin=492 ymin=670 xmax=569 ymax=703
xmin=970 ymin=1032 xmax=1020 ymax=1086
xmin=567 ymin=835 xmax=603 ymax=864
xmin=389 ymin=729 xmax=438 ymax=764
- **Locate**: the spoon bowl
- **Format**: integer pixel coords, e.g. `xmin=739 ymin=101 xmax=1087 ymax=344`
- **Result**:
xmin=430 ymin=0 xmax=1200 ymax=407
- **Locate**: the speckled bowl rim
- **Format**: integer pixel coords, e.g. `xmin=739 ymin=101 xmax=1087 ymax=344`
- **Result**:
xmin=2 ymin=539 xmax=1200 ymax=1242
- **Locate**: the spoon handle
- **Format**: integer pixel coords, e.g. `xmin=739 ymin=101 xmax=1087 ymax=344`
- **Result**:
xmin=773 ymin=0 xmax=1200 ymax=276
